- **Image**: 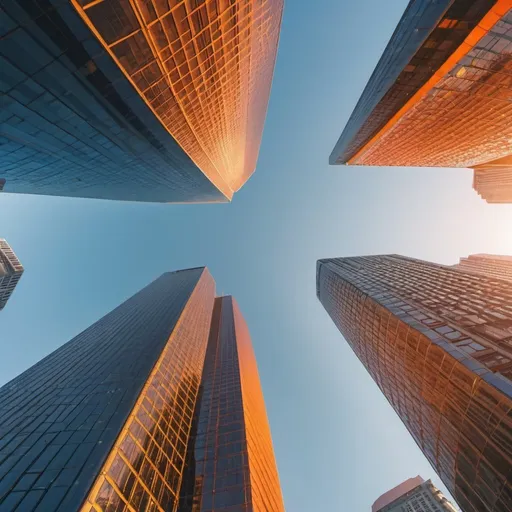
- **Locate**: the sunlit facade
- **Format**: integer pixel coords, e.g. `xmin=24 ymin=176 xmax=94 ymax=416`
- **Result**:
xmin=373 ymin=476 xmax=457 ymax=512
xmin=179 ymin=296 xmax=285 ymax=511
xmin=373 ymin=476 xmax=425 ymax=512
xmin=0 ymin=269 xmax=284 ymax=511
xmin=330 ymin=0 xmax=512 ymax=203
xmin=0 ymin=239 xmax=24 ymax=310
xmin=1 ymin=0 xmax=283 ymax=202
xmin=317 ymin=255 xmax=512 ymax=512
xmin=454 ymin=254 xmax=512 ymax=282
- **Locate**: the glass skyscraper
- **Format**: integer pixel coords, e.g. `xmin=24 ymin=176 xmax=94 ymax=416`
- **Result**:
xmin=317 ymin=255 xmax=512 ymax=512
xmin=329 ymin=0 xmax=512 ymax=203
xmin=0 ymin=268 xmax=284 ymax=511
xmin=0 ymin=239 xmax=24 ymax=311
xmin=1 ymin=0 xmax=283 ymax=203
xmin=178 ymin=296 xmax=284 ymax=512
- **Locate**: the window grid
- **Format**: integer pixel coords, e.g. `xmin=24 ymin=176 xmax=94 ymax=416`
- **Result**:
xmin=0 ymin=269 xmax=213 ymax=512
xmin=351 ymin=6 xmax=512 ymax=171
xmin=317 ymin=256 xmax=512 ymax=512
xmin=178 ymin=296 xmax=285 ymax=512
xmin=333 ymin=0 xmax=497 ymax=164
xmin=72 ymin=0 xmax=283 ymax=196
xmin=82 ymin=270 xmax=216 ymax=512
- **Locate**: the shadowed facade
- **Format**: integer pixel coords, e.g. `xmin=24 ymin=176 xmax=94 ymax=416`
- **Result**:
xmin=330 ymin=0 xmax=512 ymax=203
xmin=317 ymin=255 xmax=512 ymax=512
xmin=1 ymin=0 xmax=283 ymax=202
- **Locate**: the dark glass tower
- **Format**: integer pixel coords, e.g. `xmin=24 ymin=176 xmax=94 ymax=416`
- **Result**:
xmin=1 ymin=0 xmax=283 ymax=203
xmin=329 ymin=0 xmax=512 ymax=203
xmin=0 ymin=269 xmax=284 ymax=511
xmin=317 ymin=255 xmax=512 ymax=512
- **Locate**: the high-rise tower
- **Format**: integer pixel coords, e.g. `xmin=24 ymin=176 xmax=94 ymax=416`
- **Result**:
xmin=329 ymin=0 xmax=512 ymax=203
xmin=1 ymin=0 xmax=283 ymax=203
xmin=372 ymin=476 xmax=457 ymax=512
xmin=0 ymin=239 xmax=24 ymax=310
xmin=179 ymin=296 xmax=284 ymax=512
xmin=453 ymin=254 xmax=512 ymax=282
xmin=0 ymin=268 xmax=284 ymax=511
xmin=317 ymin=255 xmax=512 ymax=512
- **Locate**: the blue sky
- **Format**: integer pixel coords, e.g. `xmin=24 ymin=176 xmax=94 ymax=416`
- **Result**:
xmin=2 ymin=0 xmax=512 ymax=510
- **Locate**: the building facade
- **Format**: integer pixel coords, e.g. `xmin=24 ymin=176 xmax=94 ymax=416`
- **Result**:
xmin=0 ymin=239 xmax=24 ymax=310
xmin=373 ymin=476 xmax=426 ymax=512
xmin=329 ymin=0 xmax=512 ymax=203
xmin=373 ymin=477 xmax=458 ymax=512
xmin=178 ymin=296 xmax=284 ymax=512
xmin=0 ymin=268 xmax=284 ymax=511
xmin=453 ymin=254 xmax=512 ymax=282
xmin=317 ymin=255 xmax=512 ymax=512
xmin=1 ymin=0 xmax=283 ymax=203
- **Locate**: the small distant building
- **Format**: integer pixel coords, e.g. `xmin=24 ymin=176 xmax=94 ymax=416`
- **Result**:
xmin=373 ymin=476 xmax=458 ymax=512
xmin=0 ymin=239 xmax=23 ymax=310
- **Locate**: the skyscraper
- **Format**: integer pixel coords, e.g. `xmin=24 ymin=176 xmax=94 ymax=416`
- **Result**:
xmin=317 ymin=255 xmax=512 ymax=512
xmin=372 ymin=476 xmax=458 ymax=512
xmin=0 ymin=239 xmax=24 ymax=310
xmin=178 ymin=296 xmax=284 ymax=512
xmin=1 ymin=0 xmax=283 ymax=203
xmin=0 ymin=268 xmax=284 ymax=511
xmin=329 ymin=0 xmax=512 ymax=203
xmin=453 ymin=254 xmax=512 ymax=282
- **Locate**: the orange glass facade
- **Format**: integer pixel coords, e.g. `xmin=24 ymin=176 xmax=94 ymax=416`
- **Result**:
xmin=233 ymin=298 xmax=285 ymax=512
xmin=473 ymin=156 xmax=512 ymax=203
xmin=330 ymin=0 xmax=512 ymax=203
xmin=71 ymin=0 xmax=284 ymax=200
xmin=82 ymin=292 xmax=284 ymax=512
xmin=81 ymin=269 xmax=216 ymax=512
xmin=317 ymin=255 xmax=512 ymax=512
xmin=178 ymin=296 xmax=285 ymax=512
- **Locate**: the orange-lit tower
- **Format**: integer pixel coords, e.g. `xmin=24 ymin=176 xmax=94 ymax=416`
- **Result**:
xmin=0 ymin=269 xmax=284 ymax=511
xmin=317 ymin=255 xmax=512 ymax=512
xmin=330 ymin=0 xmax=512 ymax=203
xmin=1 ymin=0 xmax=283 ymax=202
xmin=179 ymin=296 xmax=285 ymax=511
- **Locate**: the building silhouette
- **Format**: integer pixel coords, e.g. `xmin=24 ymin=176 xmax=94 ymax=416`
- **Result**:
xmin=373 ymin=476 xmax=457 ymax=512
xmin=0 ymin=268 xmax=284 ymax=511
xmin=330 ymin=0 xmax=512 ymax=203
xmin=0 ymin=239 xmax=23 ymax=310
xmin=1 ymin=0 xmax=283 ymax=203
xmin=317 ymin=255 xmax=512 ymax=512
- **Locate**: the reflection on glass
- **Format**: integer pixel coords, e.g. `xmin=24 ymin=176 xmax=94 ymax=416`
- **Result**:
xmin=317 ymin=255 xmax=512 ymax=512
xmin=72 ymin=0 xmax=284 ymax=199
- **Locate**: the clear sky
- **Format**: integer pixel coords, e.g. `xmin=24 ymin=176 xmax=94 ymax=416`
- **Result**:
xmin=2 ymin=0 xmax=512 ymax=510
